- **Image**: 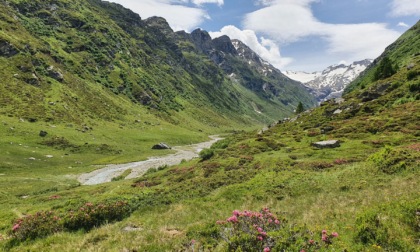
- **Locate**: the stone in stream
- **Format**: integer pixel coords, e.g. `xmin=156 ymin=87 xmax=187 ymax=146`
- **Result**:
xmin=151 ymin=143 xmax=171 ymax=150
xmin=311 ymin=140 xmax=340 ymax=149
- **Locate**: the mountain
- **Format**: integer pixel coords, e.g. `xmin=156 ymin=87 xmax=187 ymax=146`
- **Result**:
xmin=284 ymin=59 xmax=372 ymax=102
xmin=0 ymin=0 xmax=316 ymax=132
xmin=1 ymin=4 xmax=419 ymax=252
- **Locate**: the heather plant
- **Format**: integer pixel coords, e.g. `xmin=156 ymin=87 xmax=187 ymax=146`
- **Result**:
xmin=8 ymin=211 xmax=62 ymax=242
xmin=63 ymin=201 xmax=131 ymax=231
xmin=216 ymin=208 xmax=338 ymax=251
xmin=8 ymin=200 xmax=132 ymax=244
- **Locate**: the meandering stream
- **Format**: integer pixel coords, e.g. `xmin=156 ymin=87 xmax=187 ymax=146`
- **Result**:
xmin=77 ymin=135 xmax=222 ymax=185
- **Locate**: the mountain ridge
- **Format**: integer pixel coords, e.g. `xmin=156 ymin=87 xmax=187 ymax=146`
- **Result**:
xmin=284 ymin=59 xmax=373 ymax=102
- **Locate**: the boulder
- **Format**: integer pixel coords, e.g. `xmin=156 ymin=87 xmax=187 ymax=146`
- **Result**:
xmin=47 ymin=66 xmax=64 ymax=82
xmin=0 ymin=40 xmax=19 ymax=57
xmin=152 ymin=143 xmax=171 ymax=150
xmin=39 ymin=130 xmax=48 ymax=137
xmin=311 ymin=140 xmax=340 ymax=149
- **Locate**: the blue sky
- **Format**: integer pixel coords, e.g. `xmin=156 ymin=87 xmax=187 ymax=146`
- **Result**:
xmin=108 ymin=0 xmax=420 ymax=71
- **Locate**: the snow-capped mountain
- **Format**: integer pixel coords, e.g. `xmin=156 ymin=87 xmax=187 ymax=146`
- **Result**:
xmin=284 ymin=59 xmax=373 ymax=102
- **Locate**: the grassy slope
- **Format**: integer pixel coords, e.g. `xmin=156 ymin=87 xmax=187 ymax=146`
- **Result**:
xmin=1 ymin=23 xmax=419 ymax=252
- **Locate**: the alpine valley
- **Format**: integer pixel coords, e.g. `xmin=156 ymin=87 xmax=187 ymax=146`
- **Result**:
xmin=0 ymin=0 xmax=419 ymax=251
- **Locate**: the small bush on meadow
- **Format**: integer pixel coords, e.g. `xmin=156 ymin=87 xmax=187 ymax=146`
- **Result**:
xmin=8 ymin=200 xmax=131 ymax=243
xmin=199 ymin=148 xmax=214 ymax=161
xmin=213 ymin=208 xmax=338 ymax=251
xmin=368 ymin=146 xmax=416 ymax=174
xmin=9 ymin=211 xmax=62 ymax=241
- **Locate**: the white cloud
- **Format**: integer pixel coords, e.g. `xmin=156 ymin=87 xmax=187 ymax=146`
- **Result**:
xmin=389 ymin=0 xmax=420 ymax=17
xmin=107 ymin=0 xmax=211 ymax=31
xmin=397 ymin=22 xmax=410 ymax=28
xmin=243 ymin=0 xmax=401 ymax=69
xmin=209 ymin=25 xmax=293 ymax=69
xmin=192 ymin=0 xmax=224 ymax=6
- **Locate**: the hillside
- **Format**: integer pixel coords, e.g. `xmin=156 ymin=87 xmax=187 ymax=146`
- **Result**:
xmin=0 ymin=0 xmax=315 ymax=130
xmin=0 ymin=11 xmax=418 ymax=251
xmin=285 ymin=59 xmax=373 ymax=102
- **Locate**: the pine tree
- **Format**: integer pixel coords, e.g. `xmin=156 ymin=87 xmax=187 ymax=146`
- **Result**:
xmin=295 ymin=102 xmax=304 ymax=114
xmin=374 ymin=56 xmax=397 ymax=80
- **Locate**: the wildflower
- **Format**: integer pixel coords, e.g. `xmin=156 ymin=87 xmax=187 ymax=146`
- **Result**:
xmin=309 ymin=239 xmax=315 ymax=244
xmin=12 ymin=224 xmax=20 ymax=231
xmin=257 ymin=227 xmax=263 ymax=233
xmin=264 ymin=247 xmax=270 ymax=252
xmin=300 ymin=250 xmax=306 ymax=252
xmin=322 ymin=229 xmax=327 ymax=234
xmin=322 ymin=234 xmax=327 ymax=241
xmin=232 ymin=210 xmax=240 ymax=216
xmin=257 ymin=235 xmax=263 ymax=241
xmin=191 ymin=239 xmax=195 ymax=244
xmin=331 ymin=232 xmax=338 ymax=237
xmin=227 ymin=215 xmax=238 ymax=223
xmin=274 ymin=219 xmax=280 ymax=224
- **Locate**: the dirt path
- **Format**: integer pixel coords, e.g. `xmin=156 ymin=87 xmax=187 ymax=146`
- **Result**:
xmin=78 ymin=135 xmax=222 ymax=185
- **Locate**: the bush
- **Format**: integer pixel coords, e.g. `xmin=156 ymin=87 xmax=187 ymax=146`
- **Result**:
xmin=8 ymin=200 xmax=132 ymax=243
xmin=63 ymin=201 xmax=131 ymax=231
xmin=368 ymin=146 xmax=414 ymax=174
xmin=214 ymin=208 xmax=338 ymax=251
xmin=199 ymin=148 xmax=214 ymax=161
xmin=406 ymin=70 xmax=419 ymax=81
xmin=9 ymin=211 xmax=62 ymax=241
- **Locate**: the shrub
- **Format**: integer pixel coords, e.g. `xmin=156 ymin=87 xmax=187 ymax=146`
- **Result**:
xmin=406 ymin=70 xmax=419 ymax=81
xmin=63 ymin=201 xmax=131 ymax=231
xmin=368 ymin=146 xmax=414 ymax=174
xmin=215 ymin=208 xmax=338 ymax=251
xmin=199 ymin=148 xmax=214 ymax=161
xmin=9 ymin=211 xmax=62 ymax=242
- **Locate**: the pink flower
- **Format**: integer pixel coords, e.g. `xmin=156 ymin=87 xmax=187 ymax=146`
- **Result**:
xmin=232 ymin=210 xmax=240 ymax=216
xmin=300 ymin=250 xmax=306 ymax=252
xmin=268 ymin=218 xmax=273 ymax=223
xmin=331 ymin=232 xmax=338 ymax=237
xmin=322 ymin=229 xmax=327 ymax=234
xmin=12 ymin=224 xmax=20 ymax=231
xmin=264 ymin=247 xmax=270 ymax=252
xmin=322 ymin=234 xmax=328 ymax=241
xmin=191 ymin=239 xmax=196 ymax=244
xmin=261 ymin=232 xmax=267 ymax=237
xmin=274 ymin=219 xmax=280 ymax=224
xmin=257 ymin=227 xmax=263 ymax=233
xmin=309 ymin=239 xmax=315 ymax=244
xmin=257 ymin=235 xmax=263 ymax=241
xmin=227 ymin=215 xmax=238 ymax=223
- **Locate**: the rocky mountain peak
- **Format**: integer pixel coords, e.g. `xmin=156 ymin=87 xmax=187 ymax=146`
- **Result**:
xmin=191 ymin=28 xmax=213 ymax=53
xmin=144 ymin=16 xmax=173 ymax=36
xmin=212 ymin=35 xmax=237 ymax=55
xmin=284 ymin=59 xmax=373 ymax=102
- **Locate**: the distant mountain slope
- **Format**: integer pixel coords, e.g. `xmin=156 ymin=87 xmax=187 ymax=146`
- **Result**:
xmin=0 ymin=0 xmax=316 ymax=130
xmin=285 ymin=59 xmax=372 ymax=102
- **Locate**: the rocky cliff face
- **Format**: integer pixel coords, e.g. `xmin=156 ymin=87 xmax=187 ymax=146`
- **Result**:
xmin=285 ymin=59 xmax=373 ymax=102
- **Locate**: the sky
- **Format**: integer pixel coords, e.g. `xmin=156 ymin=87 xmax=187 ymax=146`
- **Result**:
xmin=107 ymin=0 xmax=420 ymax=72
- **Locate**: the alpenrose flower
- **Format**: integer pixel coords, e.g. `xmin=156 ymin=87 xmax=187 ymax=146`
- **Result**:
xmin=216 ymin=208 xmax=339 ymax=251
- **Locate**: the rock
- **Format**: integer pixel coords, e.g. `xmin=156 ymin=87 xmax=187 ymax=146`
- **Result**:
xmin=47 ymin=66 xmax=64 ymax=82
xmin=333 ymin=109 xmax=342 ymax=115
xmin=45 ymin=155 xmax=53 ymax=158
xmin=28 ymin=157 xmax=36 ymax=160
xmin=0 ymin=40 xmax=19 ymax=57
xmin=311 ymin=140 xmax=340 ymax=149
xmin=320 ymin=126 xmax=334 ymax=134
xmin=407 ymin=63 xmax=415 ymax=70
xmin=39 ymin=130 xmax=48 ymax=137
xmin=152 ymin=143 xmax=171 ymax=150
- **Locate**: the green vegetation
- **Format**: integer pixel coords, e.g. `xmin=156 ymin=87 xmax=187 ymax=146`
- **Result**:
xmin=0 ymin=0 xmax=418 ymax=251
